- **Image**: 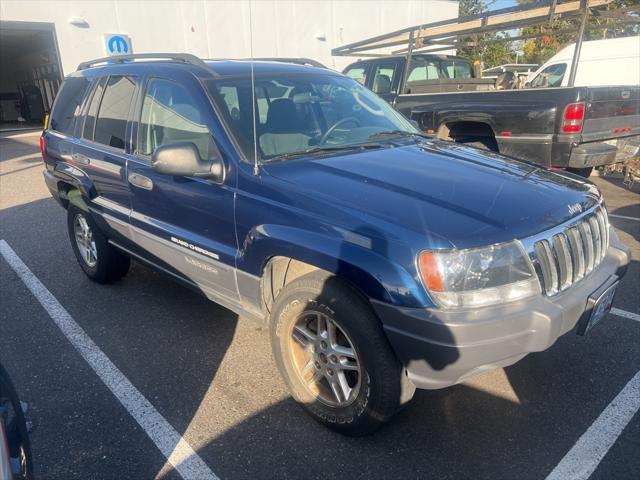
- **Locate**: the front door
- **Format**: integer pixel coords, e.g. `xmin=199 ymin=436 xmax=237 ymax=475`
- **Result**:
xmin=127 ymin=70 xmax=239 ymax=302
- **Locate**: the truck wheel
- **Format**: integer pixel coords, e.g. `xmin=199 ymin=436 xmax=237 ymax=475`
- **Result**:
xmin=566 ymin=167 xmax=593 ymax=178
xmin=270 ymin=271 xmax=415 ymax=436
xmin=67 ymin=204 xmax=130 ymax=283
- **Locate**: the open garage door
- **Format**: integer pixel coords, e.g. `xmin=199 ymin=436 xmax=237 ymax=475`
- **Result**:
xmin=0 ymin=21 xmax=63 ymax=131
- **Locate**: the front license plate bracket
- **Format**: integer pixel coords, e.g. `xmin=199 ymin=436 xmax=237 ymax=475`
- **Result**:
xmin=576 ymin=277 xmax=618 ymax=336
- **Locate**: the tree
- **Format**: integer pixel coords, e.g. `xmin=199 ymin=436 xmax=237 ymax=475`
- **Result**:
xmin=457 ymin=0 xmax=516 ymax=68
xmin=518 ymin=0 xmax=639 ymax=65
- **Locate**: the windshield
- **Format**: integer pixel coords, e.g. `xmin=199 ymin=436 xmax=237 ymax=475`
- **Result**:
xmin=205 ymin=73 xmax=417 ymax=161
xmin=529 ymin=63 xmax=567 ymax=88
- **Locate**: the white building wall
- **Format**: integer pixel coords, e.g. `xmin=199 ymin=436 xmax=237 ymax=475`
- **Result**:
xmin=1 ymin=0 xmax=459 ymax=75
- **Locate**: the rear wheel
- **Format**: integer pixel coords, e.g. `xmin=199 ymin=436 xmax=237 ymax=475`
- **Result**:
xmin=67 ymin=204 xmax=130 ymax=283
xmin=270 ymin=272 xmax=415 ymax=436
xmin=455 ymin=135 xmax=499 ymax=152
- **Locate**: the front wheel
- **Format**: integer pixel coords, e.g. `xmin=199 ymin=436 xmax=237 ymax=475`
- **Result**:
xmin=270 ymin=272 xmax=414 ymax=436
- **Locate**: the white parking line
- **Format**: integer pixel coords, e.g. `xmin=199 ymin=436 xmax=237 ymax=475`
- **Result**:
xmin=545 ymin=370 xmax=640 ymax=480
xmin=0 ymin=240 xmax=218 ymax=480
xmin=612 ymin=308 xmax=640 ymax=322
xmin=609 ymin=214 xmax=639 ymax=222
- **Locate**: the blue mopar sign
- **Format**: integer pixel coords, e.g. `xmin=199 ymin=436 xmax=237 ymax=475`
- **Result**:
xmin=104 ymin=34 xmax=133 ymax=56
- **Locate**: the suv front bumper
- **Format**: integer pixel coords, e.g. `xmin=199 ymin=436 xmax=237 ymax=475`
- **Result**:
xmin=372 ymin=232 xmax=630 ymax=390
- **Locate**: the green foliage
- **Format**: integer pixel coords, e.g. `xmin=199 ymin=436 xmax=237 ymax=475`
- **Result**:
xmin=457 ymin=0 xmax=517 ymax=68
xmin=518 ymin=0 xmax=639 ymax=65
xmin=456 ymin=0 xmax=639 ymax=68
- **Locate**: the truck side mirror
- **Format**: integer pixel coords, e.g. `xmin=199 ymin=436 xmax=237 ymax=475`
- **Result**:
xmin=151 ymin=142 xmax=224 ymax=183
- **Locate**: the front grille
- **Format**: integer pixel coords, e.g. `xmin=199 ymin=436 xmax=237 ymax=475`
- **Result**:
xmin=533 ymin=206 xmax=609 ymax=296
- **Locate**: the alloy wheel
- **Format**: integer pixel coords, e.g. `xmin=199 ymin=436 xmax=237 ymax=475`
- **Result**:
xmin=289 ymin=310 xmax=362 ymax=407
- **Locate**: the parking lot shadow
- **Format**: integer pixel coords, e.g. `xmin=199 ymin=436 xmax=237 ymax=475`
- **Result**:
xmin=0 ymin=194 xmax=239 ymax=478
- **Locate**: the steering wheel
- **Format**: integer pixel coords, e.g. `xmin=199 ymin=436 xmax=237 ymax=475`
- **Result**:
xmin=319 ymin=117 xmax=360 ymax=145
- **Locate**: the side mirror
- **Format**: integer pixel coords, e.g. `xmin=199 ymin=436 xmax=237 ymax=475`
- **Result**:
xmin=409 ymin=119 xmax=420 ymax=130
xmin=151 ymin=142 xmax=224 ymax=183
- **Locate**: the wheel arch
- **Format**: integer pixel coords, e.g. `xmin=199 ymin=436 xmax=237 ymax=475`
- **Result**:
xmin=240 ymin=225 xmax=430 ymax=314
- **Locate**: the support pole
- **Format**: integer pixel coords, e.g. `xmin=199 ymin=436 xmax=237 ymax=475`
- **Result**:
xmin=568 ymin=0 xmax=589 ymax=87
xmin=400 ymin=30 xmax=415 ymax=95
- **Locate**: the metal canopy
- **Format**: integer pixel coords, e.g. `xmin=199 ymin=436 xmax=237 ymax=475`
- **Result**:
xmin=331 ymin=0 xmax=635 ymax=57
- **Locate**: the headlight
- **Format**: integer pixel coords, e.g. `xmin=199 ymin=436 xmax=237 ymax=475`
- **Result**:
xmin=418 ymin=241 xmax=540 ymax=309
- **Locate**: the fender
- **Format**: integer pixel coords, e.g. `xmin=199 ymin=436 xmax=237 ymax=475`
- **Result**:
xmin=238 ymin=224 xmax=433 ymax=308
xmin=51 ymin=162 xmax=96 ymax=201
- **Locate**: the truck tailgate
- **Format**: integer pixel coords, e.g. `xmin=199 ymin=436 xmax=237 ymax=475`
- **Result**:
xmin=582 ymin=87 xmax=640 ymax=143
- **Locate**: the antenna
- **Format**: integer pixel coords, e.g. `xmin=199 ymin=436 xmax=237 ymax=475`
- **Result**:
xmin=249 ymin=1 xmax=259 ymax=176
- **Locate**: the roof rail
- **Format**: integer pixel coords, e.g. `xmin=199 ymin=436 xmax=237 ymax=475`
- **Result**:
xmin=77 ymin=53 xmax=209 ymax=71
xmin=250 ymin=58 xmax=327 ymax=68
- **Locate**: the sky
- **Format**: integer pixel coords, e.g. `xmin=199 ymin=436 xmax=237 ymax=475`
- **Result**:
xmin=489 ymin=0 xmax=519 ymax=10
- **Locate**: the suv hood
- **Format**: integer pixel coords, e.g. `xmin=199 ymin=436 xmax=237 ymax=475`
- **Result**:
xmin=263 ymin=141 xmax=600 ymax=249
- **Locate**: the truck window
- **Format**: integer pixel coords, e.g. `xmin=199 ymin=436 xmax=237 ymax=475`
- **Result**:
xmin=440 ymin=60 xmax=473 ymax=79
xmin=49 ymin=76 xmax=91 ymax=135
xmin=371 ymin=65 xmax=396 ymax=94
xmin=93 ymin=76 xmax=136 ymax=150
xmin=138 ymin=78 xmax=215 ymax=160
xmin=344 ymin=66 xmax=367 ymax=85
xmin=530 ymin=63 xmax=567 ymax=88
xmin=407 ymin=59 xmax=440 ymax=82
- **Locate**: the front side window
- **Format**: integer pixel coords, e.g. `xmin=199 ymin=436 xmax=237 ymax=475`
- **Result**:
xmin=50 ymin=76 xmax=91 ymax=135
xmin=94 ymin=76 xmax=136 ymax=149
xmin=206 ymin=73 xmax=416 ymax=162
xmin=529 ymin=63 xmax=567 ymax=88
xmin=344 ymin=66 xmax=367 ymax=85
xmin=138 ymin=78 xmax=215 ymax=160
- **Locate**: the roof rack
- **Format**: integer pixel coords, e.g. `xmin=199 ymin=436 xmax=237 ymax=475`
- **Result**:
xmin=77 ymin=53 xmax=210 ymax=71
xmin=249 ymin=58 xmax=327 ymax=68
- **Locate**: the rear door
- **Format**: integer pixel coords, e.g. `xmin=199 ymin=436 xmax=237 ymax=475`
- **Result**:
xmin=127 ymin=70 xmax=239 ymax=302
xmin=74 ymin=74 xmax=138 ymax=238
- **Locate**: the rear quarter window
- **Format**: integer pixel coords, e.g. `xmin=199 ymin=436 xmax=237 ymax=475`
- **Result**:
xmin=93 ymin=76 xmax=137 ymax=150
xmin=49 ymin=76 xmax=91 ymax=135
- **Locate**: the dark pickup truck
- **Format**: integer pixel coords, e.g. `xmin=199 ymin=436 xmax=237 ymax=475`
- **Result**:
xmin=344 ymin=56 xmax=640 ymax=176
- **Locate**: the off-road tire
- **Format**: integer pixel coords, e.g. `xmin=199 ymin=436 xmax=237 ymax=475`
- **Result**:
xmin=270 ymin=271 xmax=415 ymax=436
xmin=67 ymin=204 xmax=130 ymax=283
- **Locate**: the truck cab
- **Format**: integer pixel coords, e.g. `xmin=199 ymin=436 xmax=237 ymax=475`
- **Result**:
xmin=343 ymin=54 xmax=493 ymax=103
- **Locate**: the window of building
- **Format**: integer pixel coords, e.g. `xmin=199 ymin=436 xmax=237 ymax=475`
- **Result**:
xmin=94 ymin=76 xmax=136 ymax=149
xmin=49 ymin=76 xmax=91 ymax=135
xmin=138 ymin=78 xmax=215 ymax=160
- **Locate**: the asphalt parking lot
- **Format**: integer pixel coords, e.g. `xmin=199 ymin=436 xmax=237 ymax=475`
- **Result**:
xmin=1 ymin=131 xmax=638 ymax=480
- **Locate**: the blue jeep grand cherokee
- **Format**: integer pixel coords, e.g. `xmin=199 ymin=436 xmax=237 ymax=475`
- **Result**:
xmin=42 ymin=54 xmax=629 ymax=435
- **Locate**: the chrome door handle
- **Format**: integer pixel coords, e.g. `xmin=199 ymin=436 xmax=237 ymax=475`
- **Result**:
xmin=72 ymin=153 xmax=91 ymax=165
xmin=128 ymin=172 xmax=153 ymax=190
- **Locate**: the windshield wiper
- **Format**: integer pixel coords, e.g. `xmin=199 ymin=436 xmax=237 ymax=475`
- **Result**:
xmin=265 ymin=143 xmax=385 ymax=162
xmin=367 ymin=130 xmax=430 ymax=140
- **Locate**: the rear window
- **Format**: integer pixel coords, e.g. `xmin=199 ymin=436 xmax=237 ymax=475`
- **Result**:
xmin=93 ymin=76 xmax=136 ymax=150
xmin=49 ymin=76 xmax=91 ymax=135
